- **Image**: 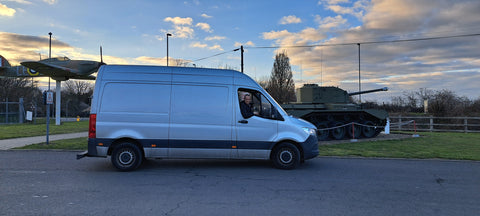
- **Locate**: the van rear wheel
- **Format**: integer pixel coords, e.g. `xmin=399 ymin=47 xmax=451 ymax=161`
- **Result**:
xmin=271 ymin=143 xmax=301 ymax=170
xmin=111 ymin=142 xmax=143 ymax=171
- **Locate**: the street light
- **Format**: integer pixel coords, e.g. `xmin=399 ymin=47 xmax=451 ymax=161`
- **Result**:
xmin=166 ymin=33 xmax=172 ymax=66
xmin=357 ymin=43 xmax=361 ymax=103
xmin=48 ymin=32 xmax=52 ymax=90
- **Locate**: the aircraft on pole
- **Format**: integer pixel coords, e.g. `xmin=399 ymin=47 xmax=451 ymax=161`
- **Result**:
xmin=0 ymin=47 xmax=105 ymax=125
xmin=0 ymin=47 xmax=104 ymax=81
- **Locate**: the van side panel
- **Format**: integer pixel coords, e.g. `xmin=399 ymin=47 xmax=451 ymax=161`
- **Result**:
xmin=97 ymin=82 xmax=171 ymax=143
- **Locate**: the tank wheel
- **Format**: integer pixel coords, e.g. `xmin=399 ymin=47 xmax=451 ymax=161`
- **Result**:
xmin=362 ymin=121 xmax=377 ymax=138
xmin=315 ymin=121 xmax=330 ymax=141
xmin=111 ymin=142 xmax=143 ymax=171
xmin=330 ymin=121 xmax=346 ymax=140
xmin=347 ymin=122 xmax=362 ymax=139
xmin=271 ymin=142 xmax=301 ymax=170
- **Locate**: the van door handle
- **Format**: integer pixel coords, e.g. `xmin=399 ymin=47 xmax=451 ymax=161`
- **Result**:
xmin=238 ymin=120 xmax=248 ymax=124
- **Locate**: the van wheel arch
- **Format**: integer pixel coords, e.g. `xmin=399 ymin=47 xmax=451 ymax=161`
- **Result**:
xmin=272 ymin=140 xmax=304 ymax=160
xmin=270 ymin=141 xmax=304 ymax=169
xmin=109 ymin=139 xmax=144 ymax=171
xmin=108 ymin=138 xmax=144 ymax=157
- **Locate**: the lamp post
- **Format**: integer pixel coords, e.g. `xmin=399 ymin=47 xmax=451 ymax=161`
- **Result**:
xmin=166 ymin=33 xmax=172 ymax=66
xmin=48 ymin=32 xmax=52 ymax=90
xmin=357 ymin=43 xmax=361 ymax=103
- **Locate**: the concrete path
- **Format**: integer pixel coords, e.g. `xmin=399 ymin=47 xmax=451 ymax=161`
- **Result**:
xmin=0 ymin=132 xmax=87 ymax=150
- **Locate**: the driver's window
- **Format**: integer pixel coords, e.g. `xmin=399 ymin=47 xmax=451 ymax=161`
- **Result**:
xmin=238 ymin=89 xmax=279 ymax=120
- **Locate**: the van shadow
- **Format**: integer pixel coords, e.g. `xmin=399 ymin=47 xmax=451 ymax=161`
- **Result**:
xmin=140 ymin=159 xmax=272 ymax=170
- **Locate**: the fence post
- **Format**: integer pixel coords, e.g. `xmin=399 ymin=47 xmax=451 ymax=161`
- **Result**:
xmin=429 ymin=116 xmax=433 ymax=132
xmin=19 ymin=98 xmax=25 ymax=123
xmin=399 ymin=115 xmax=402 ymax=131
xmin=5 ymin=98 xmax=8 ymax=124
xmin=464 ymin=118 xmax=468 ymax=133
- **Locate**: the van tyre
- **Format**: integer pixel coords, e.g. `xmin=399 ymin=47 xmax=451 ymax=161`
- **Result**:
xmin=111 ymin=142 xmax=143 ymax=171
xmin=271 ymin=143 xmax=301 ymax=170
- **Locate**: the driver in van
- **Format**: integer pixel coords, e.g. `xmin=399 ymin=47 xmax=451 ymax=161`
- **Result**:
xmin=240 ymin=93 xmax=254 ymax=118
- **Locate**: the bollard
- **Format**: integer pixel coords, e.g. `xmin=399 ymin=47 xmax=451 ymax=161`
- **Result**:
xmin=350 ymin=122 xmax=358 ymax=142
xmin=412 ymin=120 xmax=420 ymax=137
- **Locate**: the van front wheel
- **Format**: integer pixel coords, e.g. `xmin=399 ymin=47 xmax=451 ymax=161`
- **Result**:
xmin=111 ymin=142 xmax=143 ymax=171
xmin=271 ymin=143 xmax=301 ymax=170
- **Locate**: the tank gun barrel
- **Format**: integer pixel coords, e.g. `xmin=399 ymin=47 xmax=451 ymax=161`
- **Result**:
xmin=348 ymin=87 xmax=388 ymax=96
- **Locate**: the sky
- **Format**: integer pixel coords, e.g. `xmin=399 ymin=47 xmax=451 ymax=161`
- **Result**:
xmin=1 ymin=0 xmax=480 ymax=103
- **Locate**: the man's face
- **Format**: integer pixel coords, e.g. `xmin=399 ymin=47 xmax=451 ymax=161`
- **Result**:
xmin=244 ymin=95 xmax=252 ymax=104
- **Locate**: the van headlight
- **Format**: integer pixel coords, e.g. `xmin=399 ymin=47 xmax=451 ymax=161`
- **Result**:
xmin=302 ymin=127 xmax=316 ymax=135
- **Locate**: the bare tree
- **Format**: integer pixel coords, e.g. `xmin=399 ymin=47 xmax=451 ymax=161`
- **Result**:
xmin=173 ymin=59 xmax=191 ymax=67
xmin=255 ymin=76 xmax=269 ymax=90
xmin=64 ymin=80 xmax=93 ymax=95
xmin=62 ymin=80 xmax=94 ymax=117
xmin=266 ymin=51 xmax=296 ymax=104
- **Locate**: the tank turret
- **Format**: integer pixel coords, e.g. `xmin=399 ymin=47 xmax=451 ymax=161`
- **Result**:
xmin=282 ymin=84 xmax=389 ymax=141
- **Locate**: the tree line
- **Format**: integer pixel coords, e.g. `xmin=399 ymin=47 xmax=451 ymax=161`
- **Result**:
xmin=364 ymin=88 xmax=480 ymax=117
xmin=0 ymin=77 xmax=93 ymax=117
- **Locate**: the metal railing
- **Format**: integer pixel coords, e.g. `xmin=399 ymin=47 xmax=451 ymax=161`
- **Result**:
xmin=390 ymin=116 xmax=480 ymax=133
xmin=0 ymin=98 xmax=25 ymax=124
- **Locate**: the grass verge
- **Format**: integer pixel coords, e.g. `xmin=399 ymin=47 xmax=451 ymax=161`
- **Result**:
xmin=319 ymin=132 xmax=480 ymax=160
xmin=14 ymin=137 xmax=87 ymax=150
xmin=0 ymin=121 xmax=88 ymax=139
xmin=14 ymin=132 xmax=480 ymax=161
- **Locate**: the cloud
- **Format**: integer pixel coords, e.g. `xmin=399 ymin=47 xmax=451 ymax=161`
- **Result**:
xmin=163 ymin=17 xmax=196 ymax=38
xmin=0 ymin=3 xmax=15 ymax=17
xmin=318 ymin=0 xmax=350 ymax=4
xmin=191 ymin=42 xmax=208 ymax=48
xmin=320 ymin=0 xmax=368 ymax=19
xmin=315 ymin=15 xmax=348 ymax=29
xmin=0 ymin=32 xmax=72 ymax=64
xmin=5 ymin=0 xmax=33 ymax=4
xmin=205 ymin=36 xmax=226 ymax=41
xmin=134 ymin=56 xmax=166 ymax=65
xmin=279 ymin=15 xmax=302 ymax=25
xmin=43 ymin=0 xmax=57 ymax=5
xmin=262 ymin=28 xmax=324 ymax=46
xmin=234 ymin=41 xmax=255 ymax=47
xmin=190 ymin=41 xmax=223 ymax=51
xmin=164 ymin=16 xmax=193 ymax=26
xmin=196 ymin=22 xmax=212 ymax=32
xmin=262 ymin=30 xmax=292 ymax=40
xmin=173 ymin=26 xmax=194 ymax=38
xmin=201 ymin=13 xmax=212 ymax=18
xmin=208 ymin=45 xmax=223 ymax=51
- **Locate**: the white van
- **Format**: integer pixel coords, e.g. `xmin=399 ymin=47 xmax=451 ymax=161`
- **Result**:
xmin=77 ymin=65 xmax=318 ymax=171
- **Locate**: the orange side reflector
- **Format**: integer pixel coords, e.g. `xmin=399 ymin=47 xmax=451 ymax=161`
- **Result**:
xmin=151 ymin=144 xmax=157 ymax=147
xmin=232 ymin=146 xmax=237 ymax=149
xmin=98 ymin=143 xmax=104 ymax=146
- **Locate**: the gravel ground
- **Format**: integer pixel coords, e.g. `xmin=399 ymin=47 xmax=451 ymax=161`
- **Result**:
xmin=319 ymin=132 xmax=417 ymax=145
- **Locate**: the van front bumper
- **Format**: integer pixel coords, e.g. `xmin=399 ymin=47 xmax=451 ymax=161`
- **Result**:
xmin=301 ymin=134 xmax=319 ymax=160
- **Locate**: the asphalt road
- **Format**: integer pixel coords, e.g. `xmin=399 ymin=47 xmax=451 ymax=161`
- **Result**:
xmin=1 ymin=150 xmax=479 ymax=216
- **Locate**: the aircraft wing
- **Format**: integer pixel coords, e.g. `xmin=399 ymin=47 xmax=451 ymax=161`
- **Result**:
xmin=21 ymin=61 xmax=81 ymax=78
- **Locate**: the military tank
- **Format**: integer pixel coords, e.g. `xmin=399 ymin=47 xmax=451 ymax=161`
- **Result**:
xmin=281 ymin=84 xmax=389 ymax=140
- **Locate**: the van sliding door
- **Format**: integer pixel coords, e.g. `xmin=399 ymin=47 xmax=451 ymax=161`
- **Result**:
xmin=168 ymin=84 xmax=234 ymax=158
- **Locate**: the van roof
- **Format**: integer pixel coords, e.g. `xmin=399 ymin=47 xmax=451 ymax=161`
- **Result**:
xmin=98 ymin=65 xmax=259 ymax=87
